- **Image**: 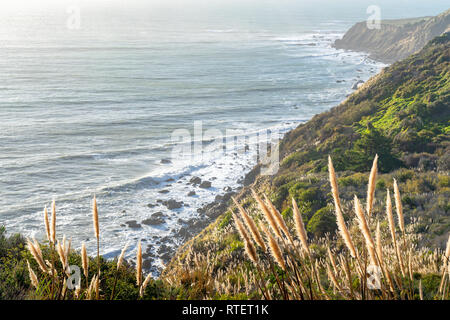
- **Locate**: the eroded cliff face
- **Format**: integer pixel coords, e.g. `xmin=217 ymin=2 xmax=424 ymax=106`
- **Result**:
xmin=334 ymin=9 xmax=450 ymax=63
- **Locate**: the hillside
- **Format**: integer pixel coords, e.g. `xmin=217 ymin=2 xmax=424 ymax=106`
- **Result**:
xmin=334 ymin=9 xmax=450 ymax=63
xmin=162 ymin=33 xmax=450 ymax=298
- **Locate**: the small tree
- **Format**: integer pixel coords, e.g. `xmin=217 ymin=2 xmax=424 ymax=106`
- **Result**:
xmin=306 ymin=207 xmax=337 ymax=238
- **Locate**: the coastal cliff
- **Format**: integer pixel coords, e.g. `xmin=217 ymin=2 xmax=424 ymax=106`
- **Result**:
xmin=334 ymin=9 xmax=450 ymax=63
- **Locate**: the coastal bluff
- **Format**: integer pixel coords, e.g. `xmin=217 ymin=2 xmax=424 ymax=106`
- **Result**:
xmin=334 ymin=9 xmax=450 ymax=63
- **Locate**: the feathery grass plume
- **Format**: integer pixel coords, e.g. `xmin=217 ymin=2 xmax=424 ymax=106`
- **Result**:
xmin=328 ymin=156 xmax=357 ymax=258
xmin=326 ymin=263 xmax=342 ymax=292
xmin=51 ymin=200 xmax=56 ymax=243
xmin=26 ymin=238 xmax=48 ymax=273
xmin=376 ymin=221 xmax=383 ymax=262
xmin=57 ymin=238 xmax=68 ymax=271
xmin=66 ymin=238 xmax=71 ymax=255
xmin=260 ymin=223 xmax=286 ymax=271
xmin=366 ymin=154 xmax=378 ymax=217
xmin=140 ymin=273 xmax=152 ymax=298
xmin=43 ymin=206 xmax=50 ymax=242
xmin=419 ymin=279 xmax=423 ymax=300
xmin=136 ymin=240 xmax=142 ymax=287
xmin=27 ymin=260 xmax=39 ymax=288
xmin=92 ymin=195 xmax=101 ymax=299
xmin=64 ymin=238 xmax=71 ymax=273
xmin=386 ymin=190 xmax=397 ymax=245
xmin=232 ymin=213 xmax=258 ymax=263
xmin=245 ymin=241 xmax=259 ymax=265
xmin=292 ymin=197 xmax=310 ymax=255
xmin=81 ymin=242 xmax=88 ymax=279
xmin=327 ymin=247 xmax=338 ymax=275
xmin=386 ymin=189 xmax=405 ymax=276
xmin=408 ymin=249 xmax=413 ymax=282
xmin=87 ymin=275 xmax=98 ymax=300
xmin=93 ymin=195 xmax=99 ymax=240
xmin=328 ymin=156 xmax=342 ymax=210
xmin=32 ymin=237 xmax=43 ymax=260
xmin=117 ymin=241 xmax=129 ymax=270
xmin=232 ymin=197 xmax=266 ymax=251
xmin=354 ymin=195 xmax=378 ymax=266
xmin=251 ymin=189 xmax=282 ymax=240
xmin=439 ymin=235 xmax=450 ymax=293
xmin=233 ymin=213 xmax=251 ymax=243
xmin=264 ymin=194 xmax=293 ymax=244
xmin=446 ymin=235 xmax=450 ymax=260
xmin=95 ymin=275 xmax=100 ymax=299
xmin=393 ymin=179 xmax=405 ymax=235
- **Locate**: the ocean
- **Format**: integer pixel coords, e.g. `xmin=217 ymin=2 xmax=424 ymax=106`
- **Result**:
xmin=0 ymin=0 xmax=448 ymax=273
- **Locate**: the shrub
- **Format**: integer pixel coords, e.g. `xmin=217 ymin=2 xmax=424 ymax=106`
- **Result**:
xmin=306 ymin=207 xmax=337 ymax=238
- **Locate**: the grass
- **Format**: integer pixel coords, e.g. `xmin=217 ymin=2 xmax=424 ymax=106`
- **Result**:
xmin=163 ymin=156 xmax=449 ymax=300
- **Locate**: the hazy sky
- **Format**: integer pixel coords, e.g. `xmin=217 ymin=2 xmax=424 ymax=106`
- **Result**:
xmin=0 ymin=0 xmax=448 ymax=38
xmin=1 ymin=0 xmax=449 ymax=10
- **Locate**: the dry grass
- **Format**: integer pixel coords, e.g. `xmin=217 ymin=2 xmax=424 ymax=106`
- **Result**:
xmin=25 ymin=196 xmax=153 ymax=300
xmin=164 ymin=156 xmax=449 ymax=300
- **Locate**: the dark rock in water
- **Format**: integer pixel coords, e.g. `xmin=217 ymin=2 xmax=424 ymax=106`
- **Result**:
xmin=158 ymin=189 xmax=170 ymax=194
xmin=197 ymin=191 xmax=235 ymax=219
xmin=125 ymin=220 xmax=142 ymax=229
xmin=165 ymin=178 xmax=175 ymax=182
xmin=176 ymin=226 xmax=190 ymax=239
xmin=187 ymin=190 xmax=196 ymax=196
xmin=156 ymin=199 xmax=163 ymax=203
xmin=189 ymin=176 xmax=202 ymax=185
xmin=143 ymin=259 xmax=153 ymax=270
xmin=223 ymin=186 xmax=232 ymax=192
xmin=160 ymin=158 xmax=172 ymax=164
xmin=157 ymin=243 xmax=175 ymax=264
xmin=142 ymin=212 xmax=166 ymax=225
xmin=160 ymin=236 xmax=172 ymax=244
xmin=352 ymin=80 xmax=365 ymax=89
xmin=162 ymin=199 xmax=183 ymax=210
xmin=157 ymin=244 xmax=171 ymax=254
xmin=199 ymin=181 xmax=212 ymax=188
xmin=147 ymin=203 xmax=157 ymax=208
xmin=160 ymin=252 xmax=172 ymax=264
